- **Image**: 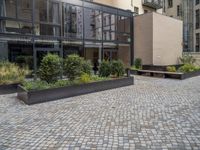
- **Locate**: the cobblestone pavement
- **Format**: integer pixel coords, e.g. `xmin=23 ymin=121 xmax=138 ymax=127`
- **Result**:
xmin=0 ymin=76 xmax=200 ymax=150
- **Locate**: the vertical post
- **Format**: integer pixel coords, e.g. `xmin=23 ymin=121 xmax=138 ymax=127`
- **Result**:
xmin=130 ymin=14 xmax=134 ymax=66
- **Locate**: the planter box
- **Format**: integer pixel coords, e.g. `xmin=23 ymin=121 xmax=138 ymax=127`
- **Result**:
xmin=17 ymin=77 xmax=134 ymax=105
xmin=0 ymin=83 xmax=19 ymax=95
xmin=181 ymin=70 xmax=200 ymax=80
xmin=130 ymin=69 xmax=200 ymax=80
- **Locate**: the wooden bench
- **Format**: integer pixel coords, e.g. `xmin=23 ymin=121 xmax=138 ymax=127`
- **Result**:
xmin=136 ymin=70 xmax=183 ymax=79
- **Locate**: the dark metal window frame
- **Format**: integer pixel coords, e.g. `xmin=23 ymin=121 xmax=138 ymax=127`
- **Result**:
xmin=0 ymin=0 xmax=134 ymax=74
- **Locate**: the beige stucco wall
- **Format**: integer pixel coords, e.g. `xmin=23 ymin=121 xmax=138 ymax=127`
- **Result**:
xmin=153 ymin=13 xmax=183 ymax=65
xmin=134 ymin=13 xmax=153 ymax=65
xmin=134 ymin=12 xmax=183 ymax=66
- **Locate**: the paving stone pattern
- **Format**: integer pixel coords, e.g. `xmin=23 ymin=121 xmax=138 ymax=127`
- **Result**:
xmin=0 ymin=76 xmax=200 ymax=150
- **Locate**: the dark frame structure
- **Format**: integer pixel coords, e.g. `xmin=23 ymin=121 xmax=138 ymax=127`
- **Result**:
xmin=0 ymin=0 xmax=134 ymax=75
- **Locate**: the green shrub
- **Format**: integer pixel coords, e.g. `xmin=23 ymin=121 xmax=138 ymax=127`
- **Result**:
xmin=166 ymin=66 xmax=177 ymax=72
xmin=82 ymin=60 xmax=92 ymax=75
xmin=64 ymin=54 xmax=83 ymax=80
xmin=0 ymin=61 xmax=29 ymax=85
xmin=179 ymin=55 xmax=196 ymax=65
xmin=38 ymin=54 xmax=62 ymax=83
xmin=178 ymin=64 xmax=200 ymax=73
xmin=79 ymin=73 xmax=91 ymax=84
xmin=111 ymin=60 xmax=125 ymax=77
xmin=99 ymin=61 xmax=111 ymax=77
xmin=134 ymin=58 xmax=142 ymax=69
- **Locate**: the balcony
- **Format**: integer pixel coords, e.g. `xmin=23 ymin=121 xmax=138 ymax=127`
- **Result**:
xmin=142 ymin=0 xmax=163 ymax=9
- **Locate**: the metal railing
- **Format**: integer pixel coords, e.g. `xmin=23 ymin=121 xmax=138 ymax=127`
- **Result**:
xmin=142 ymin=0 xmax=163 ymax=9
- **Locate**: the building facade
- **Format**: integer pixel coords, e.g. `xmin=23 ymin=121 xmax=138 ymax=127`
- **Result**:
xmin=0 ymin=0 xmax=133 ymax=74
xmin=163 ymin=0 xmax=194 ymax=52
xmin=94 ymin=0 xmax=163 ymax=15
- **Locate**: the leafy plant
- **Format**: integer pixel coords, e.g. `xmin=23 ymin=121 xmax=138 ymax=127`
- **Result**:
xmin=166 ymin=66 xmax=177 ymax=72
xmin=0 ymin=61 xmax=29 ymax=85
xmin=79 ymin=73 xmax=91 ymax=84
xmin=99 ymin=60 xmax=111 ymax=77
xmin=178 ymin=64 xmax=200 ymax=73
xmin=179 ymin=55 xmax=196 ymax=65
xmin=38 ymin=53 xmax=62 ymax=83
xmin=111 ymin=60 xmax=125 ymax=77
xmin=82 ymin=60 xmax=92 ymax=75
xmin=134 ymin=58 xmax=142 ymax=69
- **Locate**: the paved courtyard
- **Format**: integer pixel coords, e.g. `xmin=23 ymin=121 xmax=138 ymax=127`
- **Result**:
xmin=0 ymin=76 xmax=200 ymax=150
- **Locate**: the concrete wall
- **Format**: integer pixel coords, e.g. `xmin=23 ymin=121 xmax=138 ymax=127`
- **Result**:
xmin=153 ymin=13 xmax=183 ymax=65
xmin=134 ymin=13 xmax=153 ymax=65
xmin=134 ymin=12 xmax=183 ymax=66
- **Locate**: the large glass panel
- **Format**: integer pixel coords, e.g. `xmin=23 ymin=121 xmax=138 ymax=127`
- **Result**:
xmin=3 ymin=0 xmax=17 ymax=18
xmin=64 ymin=4 xmax=83 ymax=39
xmin=35 ymin=24 xmax=60 ymax=36
xmin=49 ymin=1 xmax=60 ymax=24
xmin=18 ymin=0 xmax=32 ymax=21
xmin=84 ymin=8 xmax=102 ymax=40
xmin=103 ymin=13 xmax=116 ymax=42
xmin=35 ymin=0 xmax=47 ymax=22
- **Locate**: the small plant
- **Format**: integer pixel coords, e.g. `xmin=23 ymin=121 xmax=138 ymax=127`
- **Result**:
xmin=79 ymin=73 xmax=91 ymax=84
xmin=38 ymin=53 xmax=62 ymax=83
xmin=0 ymin=61 xmax=29 ymax=85
xmin=111 ymin=60 xmax=125 ymax=77
xmin=166 ymin=66 xmax=177 ymax=72
xmin=178 ymin=64 xmax=200 ymax=73
xmin=134 ymin=58 xmax=142 ymax=69
xmin=179 ymin=55 xmax=196 ymax=65
xmin=99 ymin=61 xmax=111 ymax=77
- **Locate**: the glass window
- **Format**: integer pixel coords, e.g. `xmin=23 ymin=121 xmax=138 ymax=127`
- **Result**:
xmin=64 ymin=4 xmax=83 ymax=39
xmin=49 ymin=1 xmax=60 ymax=24
xmin=35 ymin=24 xmax=60 ymax=36
xmin=18 ymin=0 xmax=32 ymax=21
xmin=35 ymin=0 xmax=47 ymax=22
xmin=3 ymin=0 xmax=17 ymax=18
xmin=84 ymin=8 xmax=102 ymax=40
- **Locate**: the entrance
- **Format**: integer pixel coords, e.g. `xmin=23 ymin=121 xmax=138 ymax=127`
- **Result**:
xmin=103 ymin=49 xmax=118 ymax=61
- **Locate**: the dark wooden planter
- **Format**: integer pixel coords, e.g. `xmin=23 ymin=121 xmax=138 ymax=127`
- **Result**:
xmin=0 ymin=83 xmax=19 ymax=95
xmin=130 ymin=69 xmax=200 ymax=80
xmin=17 ymin=77 xmax=134 ymax=105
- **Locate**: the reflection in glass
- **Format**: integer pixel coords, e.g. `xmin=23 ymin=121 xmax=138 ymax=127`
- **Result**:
xmin=84 ymin=8 xmax=102 ymax=40
xmin=64 ymin=4 xmax=83 ymax=39
xmin=18 ymin=0 xmax=32 ymax=21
